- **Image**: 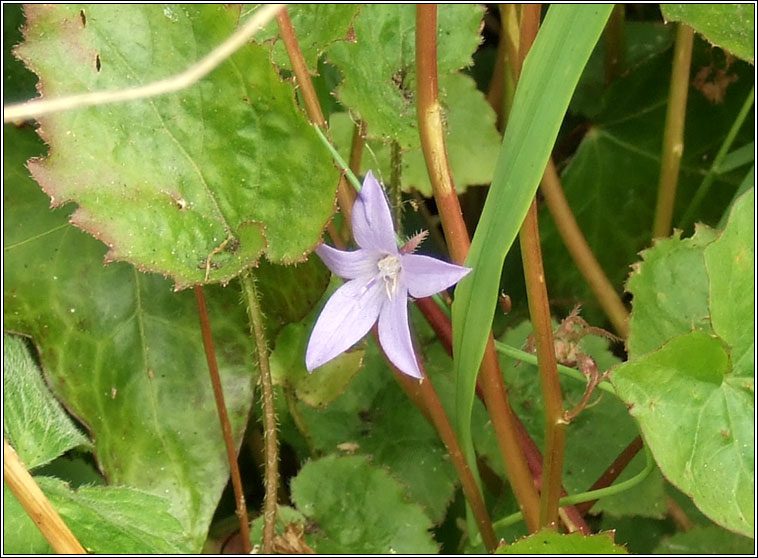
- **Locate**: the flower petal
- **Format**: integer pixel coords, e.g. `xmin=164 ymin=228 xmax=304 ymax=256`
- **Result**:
xmin=316 ymin=244 xmax=379 ymax=280
xmin=305 ymin=278 xmax=383 ymax=371
xmin=377 ymin=286 xmax=422 ymax=379
xmin=352 ymin=171 xmax=398 ymax=253
xmin=401 ymin=253 xmax=471 ymax=299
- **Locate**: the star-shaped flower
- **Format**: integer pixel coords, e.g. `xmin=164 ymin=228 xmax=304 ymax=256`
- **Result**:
xmin=305 ymin=171 xmax=471 ymax=379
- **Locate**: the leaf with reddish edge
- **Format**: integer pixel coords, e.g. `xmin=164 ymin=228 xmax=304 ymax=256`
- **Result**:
xmin=4 ymin=125 xmax=256 ymax=550
xmin=15 ymin=4 xmax=339 ymax=289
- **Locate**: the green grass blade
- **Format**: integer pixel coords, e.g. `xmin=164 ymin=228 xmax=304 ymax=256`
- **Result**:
xmin=451 ymin=3 xmax=613 ymax=479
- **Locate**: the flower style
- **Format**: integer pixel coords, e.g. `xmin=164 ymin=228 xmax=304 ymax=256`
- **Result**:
xmin=305 ymin=171 xmax=471 ymax=379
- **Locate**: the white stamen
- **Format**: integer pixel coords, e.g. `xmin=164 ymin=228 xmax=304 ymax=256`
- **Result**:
xmin=377 ymin=254 xmax=401 ymax=299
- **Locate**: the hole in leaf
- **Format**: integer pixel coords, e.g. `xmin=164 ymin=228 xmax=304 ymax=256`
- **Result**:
xmin=95 ymin=54 xmax=101 ymax=72
xmin=80 ymin=9 xmax=86 ymax=26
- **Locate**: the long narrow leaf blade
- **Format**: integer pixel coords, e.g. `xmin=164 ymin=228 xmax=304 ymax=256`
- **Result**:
xmin=451 ymin=4 xmax=613 ymax=464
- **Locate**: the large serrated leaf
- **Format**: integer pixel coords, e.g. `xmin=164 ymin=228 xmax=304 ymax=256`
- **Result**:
xmin=329 ymin=72 xmax=501 ymax=195
xmin=255 ymin=4 xmax=359 ymax=70
xmin=290 ymin=455 xmax=438 ymax=553
xmin=626 ymin=226 xmax=718 ymax=358
xmin=615 ymin=192 xmax=754 ymax=536
xmin=15 ymin=4 xmax=339 ymax=289
xmin=661 ymin=4 xmax=754 ymax=64
xmin=285 ymin=341 xmax=457 ymax=525
xmin=3 ymin=478 xmax=191 ymax=554
xmin=704 ymin=188 xmax=754 ymax=375
xmin=612 ymin=331 xmax=753 ymax=537
xmin=327 ymin=4 xmax=484 ymax=149
xmin=3 ymin=124 xmax=255 ymax=550
xmin=496 ymin=528 xmax=628 ymax=554
xmin=3 ymin=333 xmax=91 ymax=469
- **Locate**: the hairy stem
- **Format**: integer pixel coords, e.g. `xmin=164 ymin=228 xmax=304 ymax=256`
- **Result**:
xmin=416 ymin=3 xmax=541 ymax=533
xmin=349 ymin=119 xmax=367 ymax=176
xmin=4 ymin=439 xmax=86 ymax=553
xmin=679 ymin=86 xmax=755 ymax=230
xmin=514 ymin=4 xmax=565 ymax=529
xmin=4 ymin=4 xmax=285 ymax=123
xmin=390 ymin=141 xmax=404 ymax=233
xmin=194 ymin=286 xmax=251 ymax=553
xmin=540 ymin=159 xmax=630 ymax=338
xmin=652 ymin=23 xmax=695 ymax=239
xmin=240 ymin=275 xmax=278 ymax=553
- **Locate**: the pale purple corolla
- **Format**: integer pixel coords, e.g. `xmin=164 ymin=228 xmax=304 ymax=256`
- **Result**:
xmin=305 ymin=171 xmax=471 ymax=379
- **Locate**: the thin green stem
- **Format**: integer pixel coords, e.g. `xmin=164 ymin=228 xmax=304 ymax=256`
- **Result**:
xmin=240 ymin=274 xmax=278 ymax=554
xmin=679 ymin=86 xmax=755 ymax=230
xmin=313 ymin=125 xmax=362 ymax=191
xmin=652 ymin=23 xmax=695 ymax=239
xmin=194 ymin=286 xmax=251 ymax=553
xmin=489 ymin=443 xmax=655 ymax=533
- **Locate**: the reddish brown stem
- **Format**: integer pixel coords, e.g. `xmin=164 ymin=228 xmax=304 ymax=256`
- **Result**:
xmin=415 ymin=287 xmax=589 ymax=533
xmin=375 ymin=331 xmax=498 ymax=552
xmin=416 ymin=4 xmax=541 ymax=533
xmin=194 ymin=286 xmax=251 ymax=553
xmin=514 ymin=5 xmax=565 ymax=530
xmin=276 ymin=7 xmax=356 ymax=229
xmin=277 ymin=7 xmax=494 ymax=548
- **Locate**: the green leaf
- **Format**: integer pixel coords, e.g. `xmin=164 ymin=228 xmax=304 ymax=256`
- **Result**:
xmin=290 ymin=454 xmax=437 ymax=554
xmin=270 ymin=281 xmax=364 ymax=407
xmin=255 ymin=4 xmax=359 ymax=70
xmin=626 ymin=226 xmax=718 ymax=358
xmin=704 ymin=188 xmax=754 ymax=375
xmin=16 ymin=4 xmax=339 ymax=289
xmin=4 ymin=477 xmax=191 ymax=554
xmin=286 ymin=341 xmax=458 ymax=525
xmin=3 ymin=485 xmax=52 ymax=554
xmin=540 ymin=41 xmax=753 ymax=327
xmin=3 ymin=334 xmax=91 ymax=470
xmin=249 ymin=505 xmax=315 ymax=553
xmin=4 ymin=125 xmax=255 ymax=550
xmin=496 ymin=528 xmax=628 ymax=554
xmin=718 ymin=166 xmax=754 ymax=229
xmin=255 ymin=255 xmax=331 ymax=343
xmin=483 ymin=321 xmax=666 ymax=518
xmin=451 ymin=3 xmax=613 ymax=499
xmin=329 ymin=73 xmax=501 ymax=195
xmin=402 ymin=73 xmax=501 ymax=195
xmin=327 ymin=4 xmax=484 ymax=149
xmin=653 ymin=524 xmax=754 ymax=554
xmin=661 ymin=4 xmax=754 ymax=64
xmin=612 ymin=331 xmax=754 ymax=537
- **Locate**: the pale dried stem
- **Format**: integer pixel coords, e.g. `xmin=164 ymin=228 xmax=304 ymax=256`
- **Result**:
xmin=4 ymin=439 xmax=87 ymax=554
xmin=4 ymin=4 xmax=286 ymax=123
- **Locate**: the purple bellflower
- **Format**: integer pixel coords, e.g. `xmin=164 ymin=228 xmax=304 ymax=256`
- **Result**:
xmin=305 ymin=171 xmax=471 ymax=379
